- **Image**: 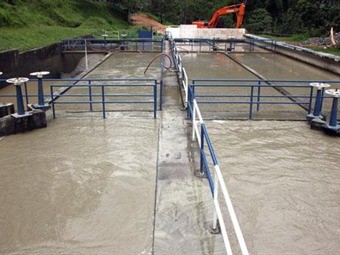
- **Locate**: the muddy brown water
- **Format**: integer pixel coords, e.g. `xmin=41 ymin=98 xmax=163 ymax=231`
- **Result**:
xmin=182 ymin=52 xmax=340 ymax=119
xmin=0 ymin=116 xmax=159 ymax=254
xmin=207 ymin=120 xmax=340 ymax=254
xmin=1 ymin=48 xmax=339 ymax=254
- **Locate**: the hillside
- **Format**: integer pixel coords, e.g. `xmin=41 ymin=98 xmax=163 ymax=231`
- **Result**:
xmin=0 ymin=0 xmax=129 ymax=51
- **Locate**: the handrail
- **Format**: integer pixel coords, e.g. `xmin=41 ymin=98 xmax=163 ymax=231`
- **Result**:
xmin=168 ymin=31 xmax=249 ymax=254
xmin=50 ymin=80 xmax=158 ymax=119
xmin=189 ymin=79 xmax=340 ymax=119
xmin=171 ymin=39 xmax=189 ymax=107
xmin=61 ymin=38 xmax=164 ymax=52
xmin=190 ymin=89 xmax=249 ymax=254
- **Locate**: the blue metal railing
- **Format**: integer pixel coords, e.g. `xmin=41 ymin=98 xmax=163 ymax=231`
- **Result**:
xmin=173 ymin=37 xmax=277 ymax=53
xmin=189 ymin=84 xmax=250 ymax=254
xmin=189 ymin=79 xmax=340 ymax=119
xmin=49 ymin=78 xmax=158 ymax=118
xmin=0 ymin=78 xmax=162 ymax=118
xmin=61 ymin=38 xmax=164 ymax=52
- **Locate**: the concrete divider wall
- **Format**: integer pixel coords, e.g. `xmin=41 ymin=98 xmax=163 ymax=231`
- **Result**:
xmin=273 ymin=45 xmax=340 ymax=76
xmin=245 ymin=34 xmax=340 ymax=76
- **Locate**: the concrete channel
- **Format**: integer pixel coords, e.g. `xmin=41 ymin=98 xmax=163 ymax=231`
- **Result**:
xmin=0 ymin=35 xmax=340 ymax=255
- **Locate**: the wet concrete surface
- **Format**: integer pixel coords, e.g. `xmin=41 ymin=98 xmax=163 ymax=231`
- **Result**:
xmin=206 ymin=120 xmax=340 ymax=254
xmin=153 ymin=64 xmax=225 ymax=254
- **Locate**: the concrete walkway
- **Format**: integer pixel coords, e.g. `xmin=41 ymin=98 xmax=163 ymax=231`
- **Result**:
xmin=153 ymin=42 xmax=224 ymax=254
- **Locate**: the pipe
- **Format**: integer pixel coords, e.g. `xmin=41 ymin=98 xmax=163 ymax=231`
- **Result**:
xmin=144 ymin=53 xmax=172 ymax=75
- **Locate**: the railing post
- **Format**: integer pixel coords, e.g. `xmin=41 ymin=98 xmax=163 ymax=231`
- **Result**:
xmin=154 ymin=82 xmax=157 ymax=118
xmin=192 ymin=101 xmax=196 ymax=141
xmin=257 ymin=80 xmax=261 ymax=112
xmin=50 ymin=86 xmax=56 ymax=119
xmin=249 ymin=85 xmax=254 ymax=120
xmin=308 ymin=86 xmax=314 ymax=114
xmin=101 ymin=85 xmax=106 ymax=119
xmin=159 ymin=80 xmax=163 ymax=111
xmin=89 ymin=80 xmax=93 ymax=111
xmin=199 ymin=124 xmax=205 ymax=175
xmin=212 ymin=171 xmax=220 ymax=233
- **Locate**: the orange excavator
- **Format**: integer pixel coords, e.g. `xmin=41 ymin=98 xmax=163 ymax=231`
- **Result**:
xmin=192 ymin=3 xmax=246 ymax=28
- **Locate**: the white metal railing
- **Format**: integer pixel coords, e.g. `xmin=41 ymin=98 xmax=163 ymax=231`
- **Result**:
xmin=171 ymin=39 xmax=189 ymax=107
xmin=182 ymin=67 xmax=189 ymax=105
xmin=191 ymin=98 xmax=249 ymax=255
xmin=169 ymin=32 xmax=249 ymax=254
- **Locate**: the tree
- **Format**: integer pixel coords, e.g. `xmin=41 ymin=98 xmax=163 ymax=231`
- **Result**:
xmin=246 ymin=8 xmax=273 ymax=33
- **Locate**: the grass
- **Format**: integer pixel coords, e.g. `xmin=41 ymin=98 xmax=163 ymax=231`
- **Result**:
xmin=308 ymin=46 xmax=340 ymax=56
xmin=0 ymin=0 xmax=130 ymax=52
xmin=259 ymin=34 xmax=310 ymax=43
xmin=0 ymin=26 xmax=94 ymax=51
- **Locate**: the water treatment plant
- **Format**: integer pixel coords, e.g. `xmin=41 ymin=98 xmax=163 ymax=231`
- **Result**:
xmin=0 ymin=24 xmax=340 ymax=255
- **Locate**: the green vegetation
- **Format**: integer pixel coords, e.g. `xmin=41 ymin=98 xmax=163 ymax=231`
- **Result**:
xmin=119 ymin=0 xmax=339 ymax=36
xmin=309 ymin=46 xmax=340 ymax=56
xmin=0 ymin=0 xmax=129 ymax=51
xmin=0 ymin=0 xmax=339 ymax=53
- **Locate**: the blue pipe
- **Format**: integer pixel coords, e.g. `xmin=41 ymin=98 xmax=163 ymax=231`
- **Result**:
xmin=329 ymin=97 xmax=338 ymax=127
xmin=15 ymin=85 xmax=25 ymax=115
xmin=37 ymin=78 xmax=45 ymax=106
xmin=313 ymin=89 xmax=323 ymax=117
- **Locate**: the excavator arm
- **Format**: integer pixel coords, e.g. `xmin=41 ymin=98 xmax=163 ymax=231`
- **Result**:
xmin=193 ymin=3 xmax=246 ymax=28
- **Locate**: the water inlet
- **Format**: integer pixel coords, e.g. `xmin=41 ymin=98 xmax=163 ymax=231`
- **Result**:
xmin=322 ymin=89 xmax=340 ymax=135
xmin=30 ymin=71 xmax=51 ymax=111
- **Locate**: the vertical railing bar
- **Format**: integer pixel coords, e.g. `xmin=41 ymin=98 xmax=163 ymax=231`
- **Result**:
xmin=257 ymin=80 xmax=261 ymax=112
xmin=101 ymin=85 xmax=106 ymax=119
xmin=154 ymin=82 xmax=157 ymax=118
xmin=89 ymin=80 xmax=93 ymax=111
xmin=199 ymin=124 xmax=205 ymax=175
xmin=50 ymin=86 xmax=56 ymax=119
xmin=308 ymin=86 xmax=314 ymax=114
xmin=249 ymin=86 xmax=254 ymax=119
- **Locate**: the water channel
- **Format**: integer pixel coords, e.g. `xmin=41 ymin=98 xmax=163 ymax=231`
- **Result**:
xmin=0 ymin=41 xmax=339 ymax=254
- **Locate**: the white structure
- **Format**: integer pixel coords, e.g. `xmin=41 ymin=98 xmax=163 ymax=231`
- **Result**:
xmin=166 ymin=24 xmax=246 ymax=39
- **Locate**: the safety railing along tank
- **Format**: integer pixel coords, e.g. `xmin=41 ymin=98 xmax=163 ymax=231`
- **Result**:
xmin=170 ymin=39 xmax=189 ymax=107
xmin=168 ymin=32 xmax=249 ymax=255
xmin=173 ymin=38 xmax=277 ymax=53
xmin=49 ymin=78 xmax=159 ymax=118
xmin=188 ymin=86 xmax=249 ymax=255
xmin=189 ymin=79 xmax=340 ymax=119
xmin=0 ymin=78 xmax=160 ymax=119
xmin=61 ymin=38 xmax=164 ymax=52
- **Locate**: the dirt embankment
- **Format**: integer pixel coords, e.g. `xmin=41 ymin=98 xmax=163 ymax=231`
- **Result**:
xmin=130 ymin=13 xmax=166 ymax=33
xmin=300 ymin=32 xmax=340 ymax=48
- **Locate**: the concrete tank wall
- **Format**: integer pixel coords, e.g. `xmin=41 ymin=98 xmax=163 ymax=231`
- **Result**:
xmin=0 ymin=43 xmax=64 ymax=81
xmin=245 ymin=34 xmax=340 ymax=76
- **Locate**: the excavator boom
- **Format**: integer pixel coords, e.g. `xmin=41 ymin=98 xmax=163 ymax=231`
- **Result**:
xmin=193 ymin=3 xmax=245 ymax=28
